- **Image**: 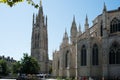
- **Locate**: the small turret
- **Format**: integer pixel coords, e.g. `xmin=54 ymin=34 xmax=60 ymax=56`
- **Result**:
xmin=73 ymin=15 xmax=76 ymax=25
xmin=102 ymin=3 xmax=108 ymax=37
xmin=62 ymin=29 xmax=69 ymax=46
xmin=103 ymin=2 xmax=107 ymax=12
xmin=71 ymin=15 xmax=77 ymax=44
xmin=85 ymin=14 xmax=89 ymax=31
xmin=84 ymin=15 xmax=90 ymax=38
xmin=78 ymin=23 xmax=82 ymax=36
xmin=63 ymin=29 xmax=68 ymax=41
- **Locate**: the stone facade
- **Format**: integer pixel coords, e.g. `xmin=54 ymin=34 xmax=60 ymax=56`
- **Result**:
xmin=31 ymin=1 xmax=49 ymax=74
xmin=0 ymin=55 xmax=16 ymax=63
xmin=53 ymin=4 xmax=120 ymax=79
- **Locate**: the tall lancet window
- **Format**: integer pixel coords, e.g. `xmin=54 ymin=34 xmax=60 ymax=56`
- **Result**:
xmin=35 ymin=33 xmax=39 ymax=48
xmin=81 ymin=45 xmax=87 ymax=66
xmin=109 ymin=42 xmax=120 ymax=64
xmin=92 ymin=44 xmax=99 ymax=65
xmin=65 ymin=51 xmax=69 ymax=68
xmin=110 ymin=18 xmax=120 ymax=33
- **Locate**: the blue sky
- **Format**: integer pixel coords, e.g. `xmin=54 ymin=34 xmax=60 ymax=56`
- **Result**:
xmin=0 ymin=0 xmax=120 ymax=60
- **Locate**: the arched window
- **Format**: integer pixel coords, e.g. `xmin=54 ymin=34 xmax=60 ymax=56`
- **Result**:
xmin=116 ymin=49 xmax=120 ymax=64
xmin=109 ymin=50 xmax=115 ymax=64
xmin=109 ymin=42 xmax=120 ymax=64
xmin=92 ymin=44 xmax=99 ymax=65
xmin=110 ymin=18 xmax=120 ymax=33
xmin=81 ymin=45 xmax=87 ymax=66
xmin=65 ymin=51 xmax=69 ymax=68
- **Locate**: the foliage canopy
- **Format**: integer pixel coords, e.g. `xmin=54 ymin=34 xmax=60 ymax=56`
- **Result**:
xmin=12 ymin=61 xmax=21 ymax=74
xmin=0 ymin=59 xmax=9 ymax=75
xmin=12 ymin=53 xmax=40 ymax=75
xmin=0 ymin=0 xmax=39 ymax=8
xmin=19 ymin=53 xmax=40 ymax=74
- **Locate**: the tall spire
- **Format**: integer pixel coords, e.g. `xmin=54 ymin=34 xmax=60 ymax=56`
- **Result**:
xmin=85 ymin=14 xmax=88 ymax=25
xmin=71 ymin=15 xmax=77 ymax=44
xmin=77 ymin=23 xmax=82 ymax=37
xmin=71 ymin=15 xmax=77 ymax=33
xmin=73 ymin=15 xmax=75 ymax=24
xmin=71 ymin=15 xmax=77 ymax=28
xmin=85 ymin=14 xmax=89 ymax=31
xmin=38 ymin=0 xmax=43 ymax=15
xmin=103 ymin=2 xmax=107 ymax=12
xmin=40 ymin=0 xmax=42 ymax=7
xmin=79 ymin=23 xmax=82 ymax=34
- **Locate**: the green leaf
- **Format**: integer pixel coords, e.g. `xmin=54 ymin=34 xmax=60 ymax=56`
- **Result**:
xmin=35 ymin=4 xmax=39 ymax=8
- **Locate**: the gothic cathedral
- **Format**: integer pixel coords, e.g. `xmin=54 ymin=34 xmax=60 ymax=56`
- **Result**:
xmin=31 ymin=1 xmax=49 ymax=73
xmin=53 ymin=4 xmax=120 ymax=79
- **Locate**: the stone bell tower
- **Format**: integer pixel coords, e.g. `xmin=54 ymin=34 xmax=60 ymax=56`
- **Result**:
xmin=31 ymin=0 xmax=49 ymax=73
